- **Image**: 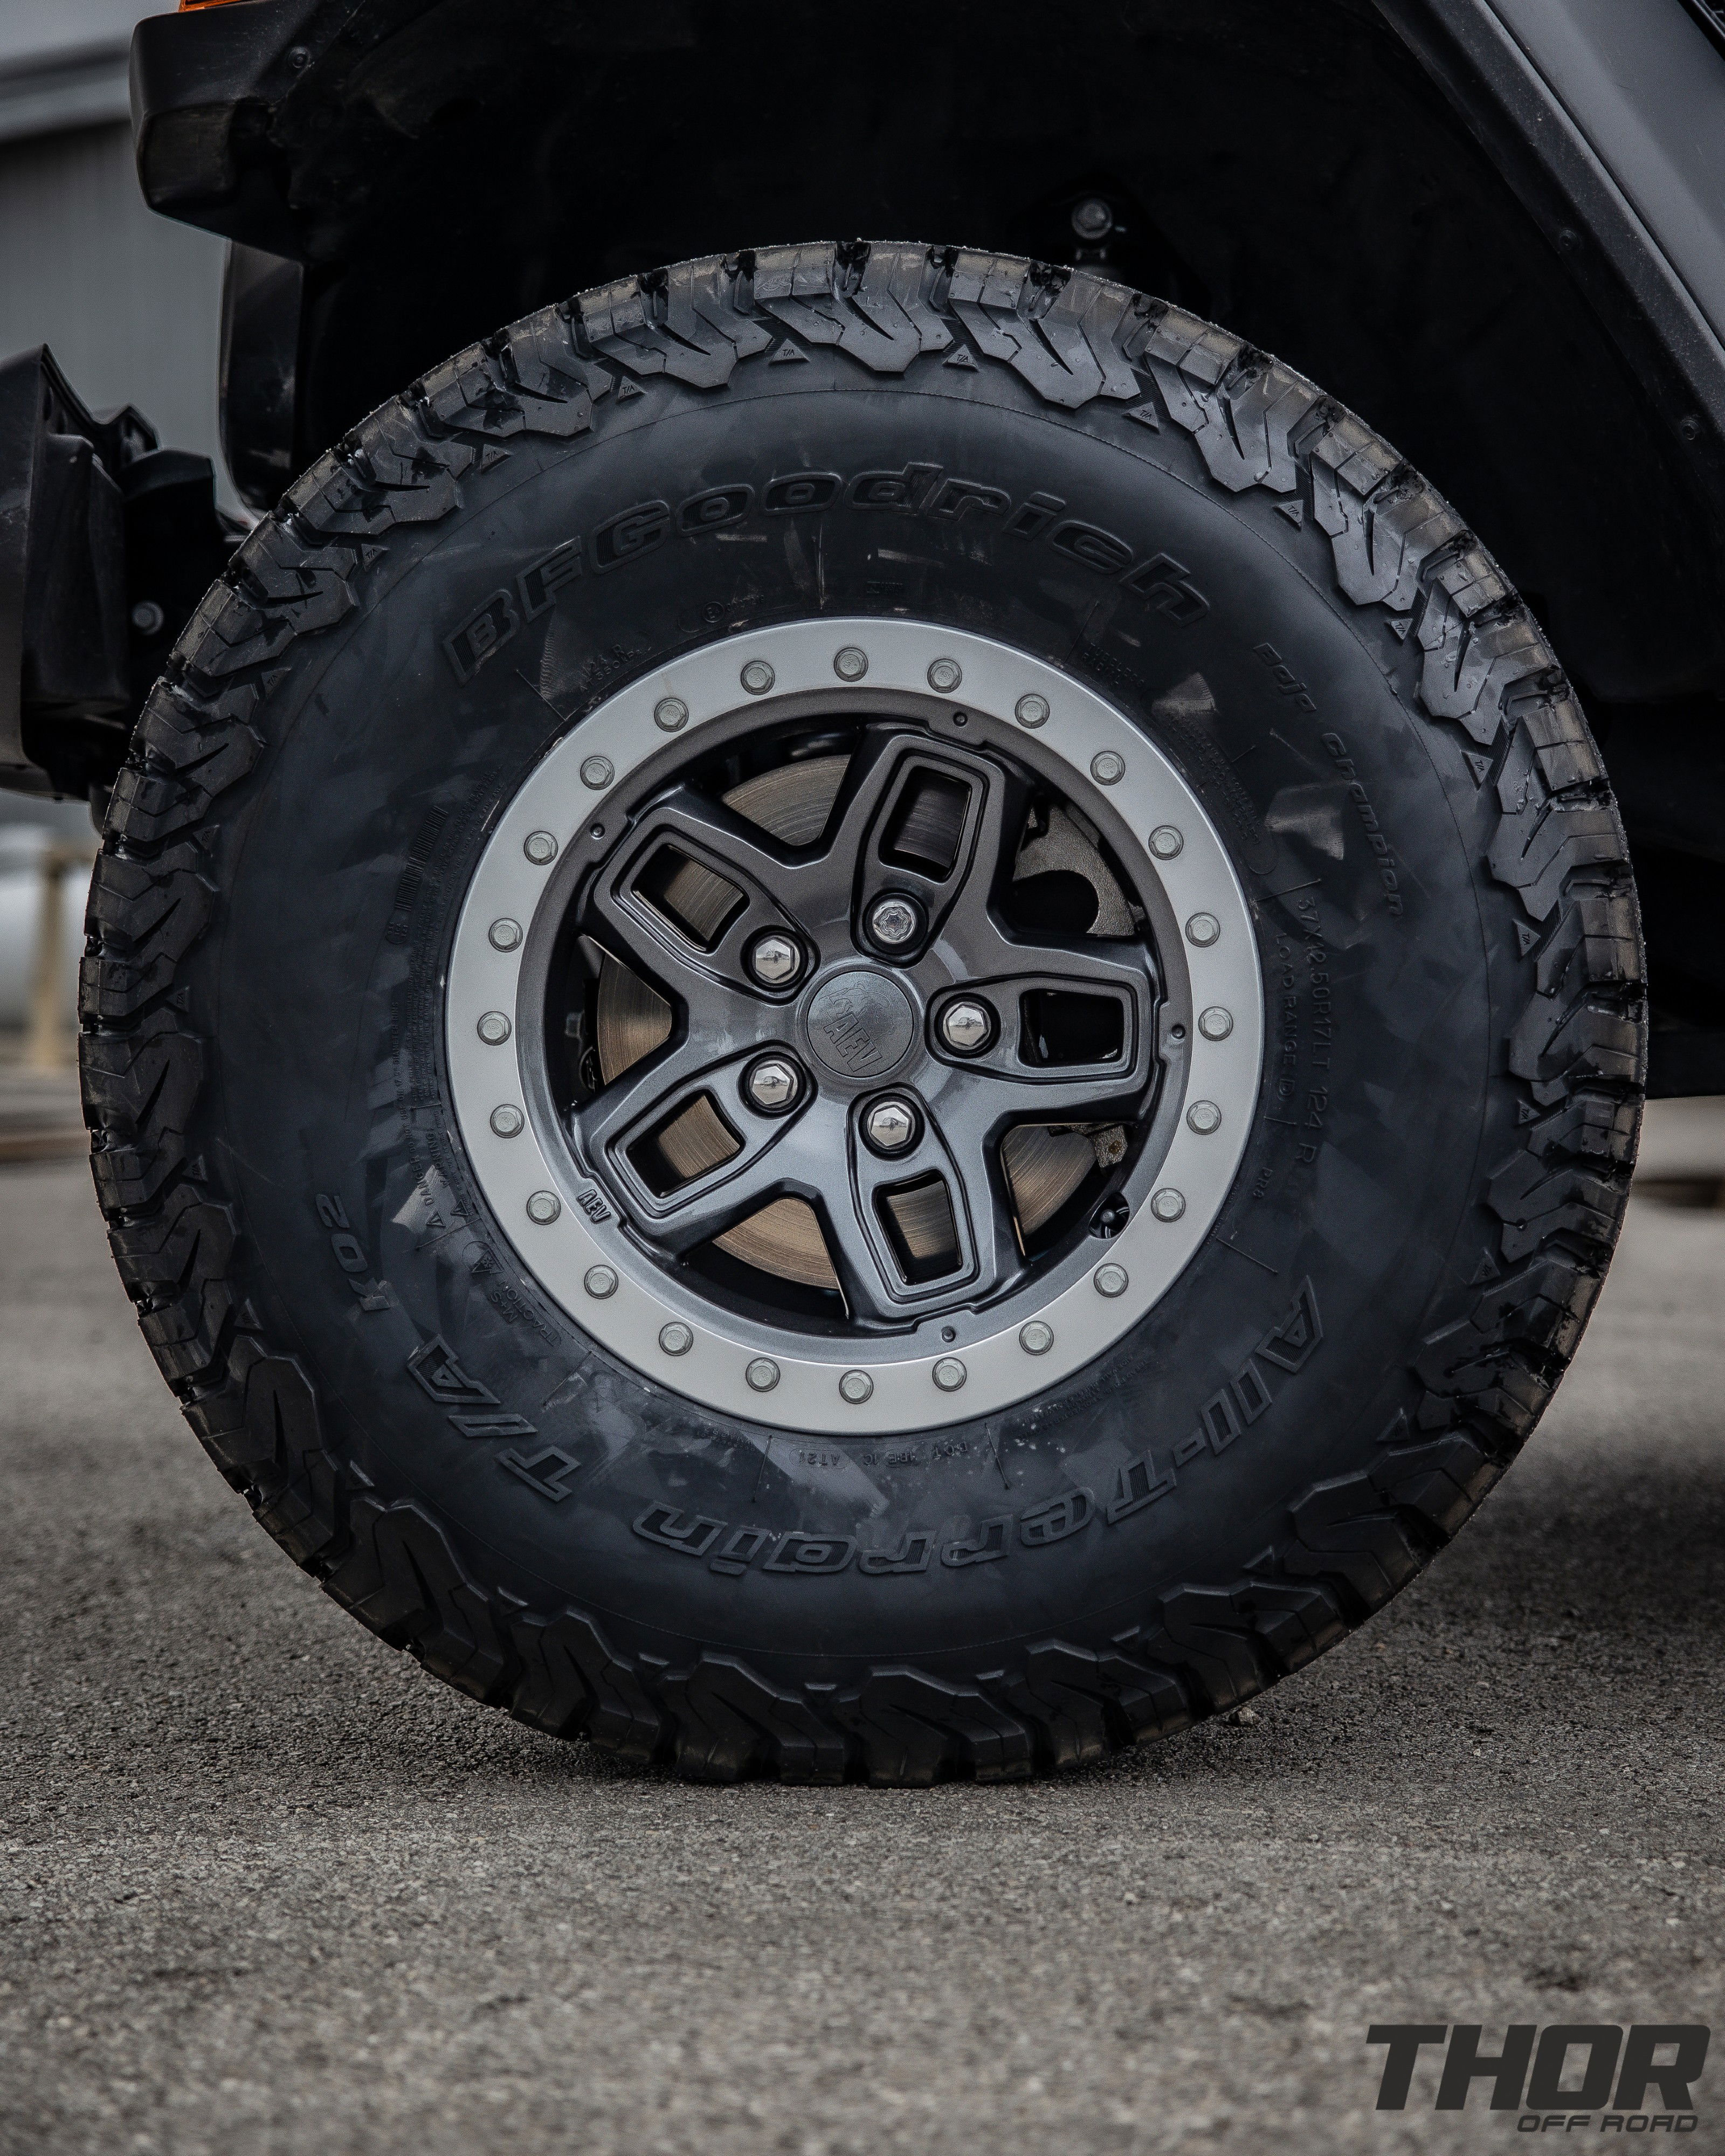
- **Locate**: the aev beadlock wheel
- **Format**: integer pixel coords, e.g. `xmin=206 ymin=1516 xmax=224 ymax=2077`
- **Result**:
xmin=83 ymin=244 xmax=1645 ymax=1782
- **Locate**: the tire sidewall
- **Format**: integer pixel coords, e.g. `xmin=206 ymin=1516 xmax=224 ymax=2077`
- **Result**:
xmin=193 ymin=356 xmax=1515 ymax=1684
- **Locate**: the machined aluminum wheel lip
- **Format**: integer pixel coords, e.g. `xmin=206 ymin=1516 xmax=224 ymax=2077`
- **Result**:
xmin=446 ymin=617 xmax=1263 ymax=1435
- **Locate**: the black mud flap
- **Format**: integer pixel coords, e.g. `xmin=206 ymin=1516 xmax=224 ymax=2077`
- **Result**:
xmin=0 ymin=344 xmax=242 ymax=804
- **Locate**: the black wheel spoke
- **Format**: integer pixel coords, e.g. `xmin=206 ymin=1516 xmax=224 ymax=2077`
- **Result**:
xmin=571 ymin=1035 xmax=753 ymax=1176
xmin=594 ymin=787 xmax=816 ymax=1004
xmin=629 ymin=1137 xmax=805 ymax=1257
xmin=575 ymin=1041 xmax=813 ymax=1253
xmin=822 ymin=1128 xmax=939 ymax=1324
xmin=928 ymin=959 xmax=1156 ymax=1121
xmin=923 ymin=1098 xmax=1028 ymax=1305
xmin=776 ymin=729 xmax=914 ymax=931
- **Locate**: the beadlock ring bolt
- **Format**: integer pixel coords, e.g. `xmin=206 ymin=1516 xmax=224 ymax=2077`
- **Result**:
xmin=1094 ymin=1262 xmax=1129 ymax=1297
xmin=1151 ymin=1187 xmax=1188 ymax=1222
xmin=1186 ymin=1100 xmax=1223 ymax=1136
xmin=489 ymin=1104 xmax=525 ymax=1138
xmin=927 ymin=657 xmax=963 ymax=693
xmin=1091 ymin=750 xmax=1126 ymax=785
xmin=583 ymin=1265 xmax=618 ymax=1299
xmin=741 ymin=659 xmax=775 ymax=695
xmin=580 ymin=755 xmax=614 ymax=791
xmin=839 ymin=1370 xmax=874 ymax=1404
xmin=862 ymin=1097 xmax=919 ymax=1155
xmin=659 ymin=1322 xmax=693 ymax=1357
xmin=476 ymin=1011 xmax=511 ymax=1045
xmin=743 ymin=1055 xmax=802 ymax=1114
xmin=1149 ymin=825 xmax=1183 ymax=860
xmin=488 ymin=918 xmax=522 ymax=951
xmin=867 ymin=894 xmax=922 ymax=950
xmin=1198 ymin=1006 xmax=1235 ymax=1041
xmin=833 ymin=646 xmax=869 ymax=682
xmin=1019 ymin=1320 xmax=1054 ymax=1356
xmin=746 ymin=931 xmax=803 ymax=989
xmin=932 ymin=1356 xmax=968 ymax=1392
xmin=523 ymin=830 xmax=558 ymax=865
xmin=1185 ymin=912 xmax=1220 ymax=948
xmin=526 ymin=1191 xmax=561 ymax=1225
xmin=939 ymin=998 xmax=993 ymax=1055
xmin=654 ymin=696 xmax=689 ymax=732
xmin=746 ymin=1357 xmax=781 ymax=1392
xmin=1015 ymin=693 xmax=1050 ymax=730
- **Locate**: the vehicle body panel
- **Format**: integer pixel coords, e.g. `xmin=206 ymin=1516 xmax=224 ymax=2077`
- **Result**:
xmin=4 ymin=0 xmax=1722 ymax=1084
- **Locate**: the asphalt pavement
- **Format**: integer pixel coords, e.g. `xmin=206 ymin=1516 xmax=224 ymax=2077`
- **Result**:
xmin=2 ymin=1125 xmax=1721 ymax=2155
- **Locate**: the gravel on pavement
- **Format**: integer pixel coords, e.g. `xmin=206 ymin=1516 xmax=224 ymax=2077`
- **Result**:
xmin=1 ymin=1131 xmax=1721 ymax=2155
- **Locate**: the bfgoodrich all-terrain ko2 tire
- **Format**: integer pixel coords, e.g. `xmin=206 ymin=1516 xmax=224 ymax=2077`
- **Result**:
xmin=82 ymin=244 xmax=1645 ymax=1783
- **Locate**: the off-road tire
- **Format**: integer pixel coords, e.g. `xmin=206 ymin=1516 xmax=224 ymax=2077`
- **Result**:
xmin=81 ymin=243 xmax=1645 ymax=1782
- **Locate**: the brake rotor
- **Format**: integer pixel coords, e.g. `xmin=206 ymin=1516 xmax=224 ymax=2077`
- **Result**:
xmin=590 ymin=742 xmax=1132 ymax=1292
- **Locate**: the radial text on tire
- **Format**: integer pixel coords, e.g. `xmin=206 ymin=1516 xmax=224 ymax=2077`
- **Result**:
xmin=81 ymin=243 xmax=1646 ymax=1784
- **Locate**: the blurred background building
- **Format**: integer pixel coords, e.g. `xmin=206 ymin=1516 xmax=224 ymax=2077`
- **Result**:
xmin=0 ymin=2 xmax=227 ymax=1068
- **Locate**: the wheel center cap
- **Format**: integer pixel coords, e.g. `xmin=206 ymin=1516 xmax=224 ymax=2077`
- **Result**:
xmin=804 ymin=968 xmax=917 ymax=1080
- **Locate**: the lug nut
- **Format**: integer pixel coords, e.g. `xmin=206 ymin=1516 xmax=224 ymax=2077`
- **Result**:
xmin=862 ymin=1097 xmax=918 ymax=1155
xmin=747 ymin=930 xmax=803 ymax=988
xmin=939 ymin=998 xmax=993 ymax=1055
xmin=743 ymin=1056 xmax=801 ymax=1113
xmin=867 ymin=894 xmax=922 ymax=950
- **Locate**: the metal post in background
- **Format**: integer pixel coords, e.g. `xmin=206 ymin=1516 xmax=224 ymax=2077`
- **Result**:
xmin=25 ymin=837 xmax=96 ymax=1072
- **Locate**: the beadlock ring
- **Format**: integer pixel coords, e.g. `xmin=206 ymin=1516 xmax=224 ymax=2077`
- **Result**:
xmin=446 ymin=618 xmax=1263 ymax=1436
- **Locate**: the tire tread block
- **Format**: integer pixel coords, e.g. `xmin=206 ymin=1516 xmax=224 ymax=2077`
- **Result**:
xmin=80 ymin=239 xmax=1645 ymax=1781
xmin=510 ymin=1608 xmax=666 ymax=1763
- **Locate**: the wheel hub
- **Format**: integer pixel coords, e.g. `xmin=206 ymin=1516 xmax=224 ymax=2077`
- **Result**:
xmin=804 ymin=969 xmax=918 ymax=1080
xmin=446 ymin=618 xmax=1262 ymax=1433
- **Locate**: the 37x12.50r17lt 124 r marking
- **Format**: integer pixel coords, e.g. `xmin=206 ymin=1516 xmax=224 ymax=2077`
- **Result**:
xmin=84 ymin=244 xmax=1644 ymax=1782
